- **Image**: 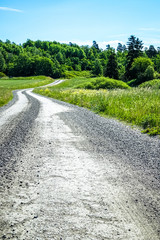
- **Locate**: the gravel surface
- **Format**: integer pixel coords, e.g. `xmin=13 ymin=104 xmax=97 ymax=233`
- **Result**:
xmin=41 ymin=79 xmax=65 ymax=87
xmin=0 ymin=89 xmax=160 ymax=240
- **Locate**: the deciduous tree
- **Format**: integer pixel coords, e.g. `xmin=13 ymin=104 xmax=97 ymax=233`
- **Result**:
xmin=0 ymin=52 xmax=6 ymax=72
xmin=92 ymin=59 xmax=103 ymax=76
xmin=130 ymin=57 xmax=155 ymax=83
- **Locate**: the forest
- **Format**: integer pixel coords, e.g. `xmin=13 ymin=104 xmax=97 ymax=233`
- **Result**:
xmin=0 ymin=35 xmax=160 ymax=86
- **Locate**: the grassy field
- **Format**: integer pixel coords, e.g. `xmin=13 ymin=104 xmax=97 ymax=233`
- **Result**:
xmin=62 ymin=70 xmax=92 ymax=79
xmin=0 ymin=76 xmax=54 ymax=107
xmin=45 ymin=76 xmax=130 ymax=90
xmin=34 ymin=78 xmax=160 ymax=136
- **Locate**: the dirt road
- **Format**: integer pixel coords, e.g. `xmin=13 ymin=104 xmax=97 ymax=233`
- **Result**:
xmin=0 ymin=89 xmax=160 ymax=240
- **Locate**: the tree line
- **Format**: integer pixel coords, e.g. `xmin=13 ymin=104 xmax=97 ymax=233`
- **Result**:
xmin=0 ymin=36 xmax=160 ymax=84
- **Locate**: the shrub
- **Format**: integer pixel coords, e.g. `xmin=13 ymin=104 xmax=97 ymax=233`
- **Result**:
xmin=0 ymin=72 xmax=7 ymax=78
xmin=130 ymin=57 xmax=155 ymax=84
xmin=139 ymin=79 xmax=160 ymax=89
xmin=77 ymin=77 xmax=130 ymax=90
xmin=144 ymin=65 xmax=155 ymax=81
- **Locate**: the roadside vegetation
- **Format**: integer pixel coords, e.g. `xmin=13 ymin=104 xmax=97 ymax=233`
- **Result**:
xmin=76 ymin=77 xmax=130 ymax=90
xmin=0 ymin=76 xmax=53 ymax=106
xmin=1 ymin=35 xmax=160 ymax=135
xmin=34 ymin=86 xmax=160 ymax=136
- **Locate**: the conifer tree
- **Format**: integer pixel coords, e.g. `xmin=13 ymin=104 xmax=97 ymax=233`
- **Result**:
xmin=104 ymin=50 xmax=119 ymax=79
xmin=125 ymin=35 xmax=143 ymax=80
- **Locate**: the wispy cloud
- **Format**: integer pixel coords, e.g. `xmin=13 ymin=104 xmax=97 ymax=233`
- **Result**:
xmin=139 ymin=28 xmax=160 ymax=32
xmin=0 ymin=7 xmax=23 ymax=12
xmin=60 ymin=40 xmax=125 ymax=49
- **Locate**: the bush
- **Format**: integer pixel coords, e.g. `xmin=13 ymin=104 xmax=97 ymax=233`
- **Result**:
xmin=77 ymin=77 xmax=130 ymax=90
xmin=130 ymin=57 xmax=155 ymax=84
xmin=139 ymin=79 xmax=160 ymax=89
xmin=144 ymin=65 xmax=155 ymax=81
xmin=0 ymin=72 xmax=7 ymax=78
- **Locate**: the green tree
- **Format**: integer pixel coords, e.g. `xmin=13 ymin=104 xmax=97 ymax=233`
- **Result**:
xmin=0 ymin=52 xmax=6 ymax=72
xmin=35 ymin=40 xmax=42 ymax=49
xmin=87 ymin=49 xmax=95 ymax=61
xmin=146 ymin=45 xmax=157 ymax=58
xmin=52 ymin=59 xmax=63 ymax=78
xmin=56 ymin=52 xmax=64 ymax=64
xmin=125 ymin=35 xmax=143 ymax=80
xmin=92 ymin=59 xmax=103 ymax=76
xmin=117 ymin=43 xmax=123 ymax=52
xmin=144 ymin=65 xmax=155 ymax=80
xmin=34 ymin=57 xmax=54 ymax=77
xmin=23 ymin=39 xmax=34 ymax=48
xmin=104 ymin=50 xmax=119 ymax=79
xmin=81 ymin=58 xmax=92 ymax=70
xmin=153 ymin=53 xmax=160 ymax=73
xmin=92 ymin=41 xmax=99 ymax=51
xmin=7 ymin=53 xmax=34 ymax=76
xmin=106 ymin=44 xmax=111 ymax=50
xmin=130 ymin=57 xmax=155 ymax=83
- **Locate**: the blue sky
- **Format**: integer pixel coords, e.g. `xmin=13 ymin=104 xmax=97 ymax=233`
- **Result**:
xmin=0 ymin=0 xmax=160 ymax=49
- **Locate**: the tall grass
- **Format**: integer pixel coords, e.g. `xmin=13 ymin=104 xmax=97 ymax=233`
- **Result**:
xmin=34 ymin=87 xmax=160 ymax=135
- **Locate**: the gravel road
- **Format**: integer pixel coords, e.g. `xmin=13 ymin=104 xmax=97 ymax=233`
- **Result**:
xmin=0 ymin=89 xmax=160 ymax=240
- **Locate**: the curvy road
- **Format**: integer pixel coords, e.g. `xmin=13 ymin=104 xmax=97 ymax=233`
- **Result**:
xmin=0 ymin=88 xmax=160 ymax=240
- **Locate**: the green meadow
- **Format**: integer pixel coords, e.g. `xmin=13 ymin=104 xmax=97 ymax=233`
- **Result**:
xmin=0 ymin=76 xmax=53 ymax=107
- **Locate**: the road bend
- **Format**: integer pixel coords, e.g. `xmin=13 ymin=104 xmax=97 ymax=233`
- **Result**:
xmin=0 ymin=89 xmax=160 ymax=240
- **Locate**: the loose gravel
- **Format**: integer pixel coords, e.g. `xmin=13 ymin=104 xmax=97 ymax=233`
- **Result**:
xmin=0 ymin=89 xmax=159 ymax=240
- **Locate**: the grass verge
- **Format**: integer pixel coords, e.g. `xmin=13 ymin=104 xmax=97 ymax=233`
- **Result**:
xmin=34 ymin=87 xmax=160 ymax=136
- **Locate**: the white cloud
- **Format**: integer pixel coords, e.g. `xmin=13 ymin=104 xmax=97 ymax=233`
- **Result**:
xmin=99 ymin=40 xmax=125 ymax=49
xmin=144 ymin=39 xmax=160 ymax=45
xmin=0 ymin=7 xmax=22 ymax=12
xmin=139 ymin=28 xmax=160 ymax=32
xmin=59 ymin=40 xmax=125 ymax=49
xmin=59 ymin=40 xmax=93 ymax=47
